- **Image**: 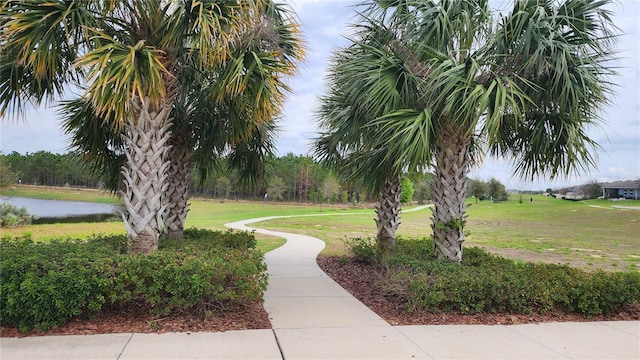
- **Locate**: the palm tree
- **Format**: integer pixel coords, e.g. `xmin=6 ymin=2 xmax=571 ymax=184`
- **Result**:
xmin=1 ymin=0 xmax=300 ymax=253
xmin=319 ymin=0 xmax=617 ymax=262
xmin=314 ymin=22 xmax=423 ymax=250
xmin=164 ymin=2 xmax=303 ymax=237
xmin=58 ymin=1 xmax=302 ymax=239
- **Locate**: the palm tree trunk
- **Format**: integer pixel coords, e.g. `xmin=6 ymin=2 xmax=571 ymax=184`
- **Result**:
xmin=164 ymin=135 xmax=193 ymax=239
xmin=431 ymin=127 xmax=471 ymax=263
xmin=120 ymin=97 xmax=172 ymax=254
xmin=375 ymin=175 xmax=402 ymax=252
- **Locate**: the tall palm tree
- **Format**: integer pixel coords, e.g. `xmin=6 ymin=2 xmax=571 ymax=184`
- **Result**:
xmin=58 ymin=1 xmax=302 ymax=239
xmin=1 ymin=0 xmax=298 ymax=253
xmin=164 ymin=2 xmax=303 ymax=237
xmin=314 ymin=22 xmax=423 ymax=249
xmin=319 ymin=0 xmax=617 ymax=262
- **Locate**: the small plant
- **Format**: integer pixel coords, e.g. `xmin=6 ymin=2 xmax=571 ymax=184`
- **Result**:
xmin=344 ymin=237 xmax=380 ymax=264
xmin=0 ymin=203 xmax=35 ymax=228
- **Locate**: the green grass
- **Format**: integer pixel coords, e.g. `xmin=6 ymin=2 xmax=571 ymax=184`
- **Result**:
xmin=1 ymin=185 xmax=121 ymax=204
xmin=255 ymin=195 xmax=640 ymax=271
xmin=458 ymin=196 xmax=640 ymax=271
xmin=3 ymin=186 xmax=639 ymax=271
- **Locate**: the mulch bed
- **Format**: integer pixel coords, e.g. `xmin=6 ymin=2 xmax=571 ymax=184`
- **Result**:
xmin=316 ymin=255 xmax=640 ymax=326
xmin=0 ymin=300 xmax=270 ymax=338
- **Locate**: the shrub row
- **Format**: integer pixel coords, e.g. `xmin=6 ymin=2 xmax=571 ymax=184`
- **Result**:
xmin=0 ymin=229 xmax=267 ymax=332
xmin=347 ymin=237 xmax=640 ymax=318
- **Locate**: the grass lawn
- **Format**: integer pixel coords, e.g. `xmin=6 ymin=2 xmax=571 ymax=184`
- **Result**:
xmin=254 ymin=195 xmax=640 ymax=271
xmin=1 ymin=185 xmax=121 ymax=204
xmin=2 ymin=186 xmax=639 ymax=271
xmin=461 ymin=196 xmax=640 ymax=271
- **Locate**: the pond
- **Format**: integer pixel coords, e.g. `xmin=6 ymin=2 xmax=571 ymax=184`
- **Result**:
xmin=1 ymin=196 xmax=120 ymax=224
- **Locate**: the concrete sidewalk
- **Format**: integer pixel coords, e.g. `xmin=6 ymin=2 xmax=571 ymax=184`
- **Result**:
xmin=3 ymin=321 xmax=638 ymax=359
xmin=2 ymin=214 xmax=639 ymax=359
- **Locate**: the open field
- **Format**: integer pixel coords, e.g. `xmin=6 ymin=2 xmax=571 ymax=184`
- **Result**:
xmin=2 ymin=186 xmax=638 ymax=271
xmin=253 ymin=195 xmax=640 ymax=271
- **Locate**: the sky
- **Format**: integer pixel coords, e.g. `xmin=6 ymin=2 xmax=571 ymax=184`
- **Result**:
xmin=1 ymin=0 xmax=638 ymax=191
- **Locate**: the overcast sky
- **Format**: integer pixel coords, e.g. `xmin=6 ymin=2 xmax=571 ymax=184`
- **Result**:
xmin=1 ymin=0 xmax=638 ymax=190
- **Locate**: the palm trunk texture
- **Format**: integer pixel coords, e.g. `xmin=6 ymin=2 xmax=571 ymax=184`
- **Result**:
xmin=120 ymin=97 xmax=172 ymax=254
xmin=164 ymin=137 xmax=193 ymax=239
xmin=375 ymin=176 xmax=402 ymax=251
xmin=431 ymin=128 xmax=471 ymax=262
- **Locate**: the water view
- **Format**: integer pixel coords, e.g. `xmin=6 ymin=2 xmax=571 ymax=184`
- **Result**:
xmin=1 ymin=196 xmax=119 ymax=224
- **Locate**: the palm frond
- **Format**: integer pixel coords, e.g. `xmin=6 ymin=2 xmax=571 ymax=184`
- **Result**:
xmin=0 ymin=0 xmax=98 ymax=116
xmin=59 ymin=98 xmax=125 ymax=193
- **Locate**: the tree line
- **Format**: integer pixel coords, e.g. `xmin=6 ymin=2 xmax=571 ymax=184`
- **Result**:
xmin=1 ymin=151 xmax=102 ymax=188
xmin=1 ymin=150 xmax=433 ymax=204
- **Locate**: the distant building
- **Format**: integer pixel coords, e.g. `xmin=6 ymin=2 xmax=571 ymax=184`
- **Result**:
xmin=564 ymin=191 xmax=584 ymax=201
xmin=601 ymin=180 xmax=640 ymax=200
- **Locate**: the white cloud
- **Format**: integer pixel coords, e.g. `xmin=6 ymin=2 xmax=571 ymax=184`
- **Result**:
xmin=1 ymin=105 xmax=71 ymax=154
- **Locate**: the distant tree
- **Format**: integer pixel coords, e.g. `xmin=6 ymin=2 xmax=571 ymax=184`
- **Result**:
xmin=488 ymin=178 xmax=509 ymax=202
xmin=0 ymin=160 xmax=18 ymax=188
xmin=267 ymin=176 xmax=285 ymax=201
xmin=582 ymin=181 xmax=603 ymax=199
xmin=413 ymin=182 xmax=429 ymax=204
xmin=545 ymin=188 xmax=554 ymax=194
xmin=400 ymin=178 xmax=414 ymax=204
xmin=411 ymin=174 xmax=433 ymax=204
xmin=322 ymin=176 xmax=340 ymax=204
xmin=468 ymin=178 xmax=488 ymax=203
xmin=296 ymin=163 xmax=312 ymax=202
xmin=340 ymin=190 xmax=349 ymax=204
xmin=216 ymin=177 xmax=231 ymax=199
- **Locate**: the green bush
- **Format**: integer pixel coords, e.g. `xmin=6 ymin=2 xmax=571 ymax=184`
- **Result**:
xmin=0 ymin=236 xmax=121 ymax=332
xmin=370 ymin=237 xmax=640 ymax=318
xmin=400 ymin=178 xmax=414 ymax=204
xmin=0 ymin=203 xmax=35 ymax=228
xmin=181 ymin=228 xmax=257 ymax=249
xmin=0 ymin=229 xmax=267 ymax=332
xmin=567 ymin=271 xmax=640 ymax=317
xmin=344 ymin=237 xmax=380 ymax=264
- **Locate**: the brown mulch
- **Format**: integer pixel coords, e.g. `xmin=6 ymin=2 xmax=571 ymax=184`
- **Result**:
xmin=0 ymin=300 xmax=270 ymax=338
xmin=3 ymin=256 xmax=638 ymax=337
xmin=316 ymin=255 xmax=640 ymax=326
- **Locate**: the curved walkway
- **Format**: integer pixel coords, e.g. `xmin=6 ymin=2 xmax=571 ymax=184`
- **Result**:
xmin=2 ymin=206 xmax=638 ymax=359
xmin=225 ymin=213 xmax=427 ymax=358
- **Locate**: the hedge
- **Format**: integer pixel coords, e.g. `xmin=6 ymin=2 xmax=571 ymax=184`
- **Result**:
xmin=0 ymin=229 xmax=267 ymax=332
xmin=348 ymin=237 xmax=640 ymax=318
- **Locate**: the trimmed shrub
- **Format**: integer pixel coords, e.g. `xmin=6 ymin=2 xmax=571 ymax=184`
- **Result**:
xmin=0 ymin=236 xmax=122 ymax=332
xmin=0 ymin=229 xmax=267 ymax=332
xmin=181 ymin=228 xmax=257 ymax=249
xmin=358 ymin=237 xmax=640 ymax=318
